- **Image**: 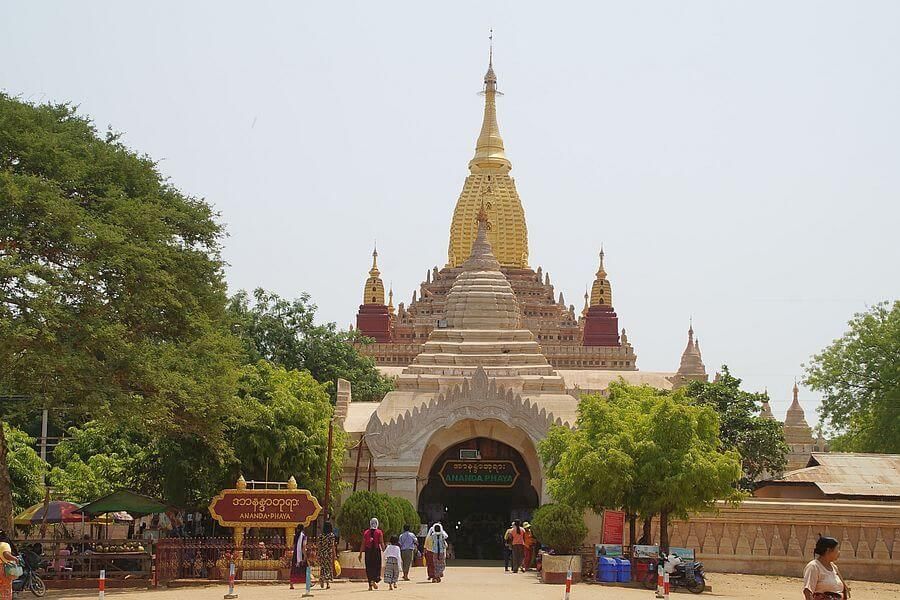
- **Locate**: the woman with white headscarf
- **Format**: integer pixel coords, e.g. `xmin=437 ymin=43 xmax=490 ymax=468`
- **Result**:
xmin=424 ymin=523 xmax=449 ymax=583
xmin=358 ymin=517 xmax=385 ymax=590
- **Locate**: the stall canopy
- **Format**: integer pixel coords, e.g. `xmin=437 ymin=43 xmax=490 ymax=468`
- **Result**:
xmin=75 ymin=490 xmax=171 ymax=517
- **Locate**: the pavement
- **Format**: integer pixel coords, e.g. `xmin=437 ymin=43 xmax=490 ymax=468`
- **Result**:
xmin=35 ymin=566 xmax=900 ymax=600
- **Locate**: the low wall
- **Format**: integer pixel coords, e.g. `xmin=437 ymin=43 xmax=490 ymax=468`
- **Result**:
xmin=649 ymin=499 xmax=899 ymax=583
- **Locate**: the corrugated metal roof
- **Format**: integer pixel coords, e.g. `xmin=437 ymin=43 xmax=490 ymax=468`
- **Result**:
xmin=774 ymin=453 xmax=900 ymax=498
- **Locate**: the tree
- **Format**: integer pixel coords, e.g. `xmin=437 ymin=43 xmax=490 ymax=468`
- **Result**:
xmin=227 ymin=289 xmax=393 ymax=402
xmin=4 ymin=424 xmax=46 ymax=514
xmin=48 ymin=421 xmax=152 ymax=503
xmin=540 ymin=383 xmax=742 ymax=552
xmin=683 ymin=367 xmax=788 ymax=487
xmin=0 ymin=93 xmax=243 ymax=527
xmin=530 ymin=504 xmax=587 ymax=555
xmin=805 ymin=301 xmax=900 ymax=453
xmin=230 ymin=360 xmax=347 ymax=507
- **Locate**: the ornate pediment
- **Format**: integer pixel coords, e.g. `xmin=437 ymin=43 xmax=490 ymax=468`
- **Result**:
xmin=364 ymin=366 xmax=571 ymax=459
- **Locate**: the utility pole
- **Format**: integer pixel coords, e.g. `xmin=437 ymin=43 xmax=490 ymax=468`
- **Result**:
xmin=323 ymin=419 xmax=334 ymax=522
xmin=352 ymin=435 xmax=366 ymax=493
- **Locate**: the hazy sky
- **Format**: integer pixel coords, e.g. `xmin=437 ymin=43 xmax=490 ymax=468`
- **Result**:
xmin=3 ymin=2 xmax=899 ymax=424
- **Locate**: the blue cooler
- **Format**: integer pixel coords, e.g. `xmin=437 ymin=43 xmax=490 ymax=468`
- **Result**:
xmin=597 ymin=556 xmax=617 ymax=582
xmin=616 ymin=558 xmax=631 ymax=582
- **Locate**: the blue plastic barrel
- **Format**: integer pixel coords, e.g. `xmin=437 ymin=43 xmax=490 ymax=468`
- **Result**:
xmin=598 ymin=556 xmax=617 ymax=582
xmin=616 ymin=558 xmax=632 ymax=582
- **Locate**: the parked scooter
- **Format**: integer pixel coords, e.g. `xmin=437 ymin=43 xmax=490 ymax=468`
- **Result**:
xmin=642 ymin=553 xmax=706 ymax=594
xmin=12 ymin=550 xmax=47 ymax=597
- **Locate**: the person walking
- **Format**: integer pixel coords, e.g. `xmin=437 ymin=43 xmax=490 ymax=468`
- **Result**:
xmin=502 ymin=522 xmax=514 ymax=572
xmin=317 ymin=522 xmax=337 ymax=589
xmin=289 ymin=524 xmax=308 ymax=590
xmin=358 ymin=517 xmax=385 ymax=590
xmin=425 ymin=523 xmax=448 ymax=583
xmin=508 ymin=520 xmax=526 ymax=573
xmin=398 ymin=524 xmax=418 ymax=581
xmin=0 ymin=530 xmax=19 ymax=600
xmin=383 ymin=536 xmax=402 ymax=590
xmin=803 ymin=536 xmax=850 ymax=600
xmin=522 ymin=522 xmax=535 ymax=572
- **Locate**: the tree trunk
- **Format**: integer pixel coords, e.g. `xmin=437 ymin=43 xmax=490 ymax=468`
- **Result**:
xmin=659 ymin=509 xmax=670 ymax=554
xmin=628 ymin=513 xmax=637 ymax=547
xmin=0 ymin=422 xmax=14 ymax=533
xmin=639 ymin=514 xmax=653 ymax=545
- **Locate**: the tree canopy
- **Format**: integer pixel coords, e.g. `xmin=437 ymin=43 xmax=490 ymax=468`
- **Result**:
xmin=805 ymin=301 xmax=900 ymax=453
xmin=4 ymin=424 xmax=46 ymax=515
xmin=683 ymin=367 xmax=788 ymax=487
xmin=231 ymin=360 xmax=347 ymax=506
xmin=540 ymin=382 xmax=742 ymax=552
xmin=0 ymin=93 xmax=246 ymax=526
xmin=228 ymin=288 xmax=393 ymax=402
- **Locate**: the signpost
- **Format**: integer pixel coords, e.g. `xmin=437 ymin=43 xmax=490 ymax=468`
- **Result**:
xmin=438 ymin=460 xmax=520 ymax=488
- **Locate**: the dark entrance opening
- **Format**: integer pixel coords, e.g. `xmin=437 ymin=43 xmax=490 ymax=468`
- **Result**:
xmin=418 ymin=437 xmax=538 ymax=559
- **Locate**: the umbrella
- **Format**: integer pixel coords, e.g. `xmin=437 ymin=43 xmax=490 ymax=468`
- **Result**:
xmin=14 ymin=501 xmax=84 ymax=525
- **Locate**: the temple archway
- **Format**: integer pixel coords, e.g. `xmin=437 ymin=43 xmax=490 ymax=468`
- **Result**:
xmin=416 ymin=421 xmax=542 ymax=559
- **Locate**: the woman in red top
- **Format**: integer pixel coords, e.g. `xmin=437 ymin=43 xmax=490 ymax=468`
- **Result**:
xmin=358 ymin=517 xmax=386 ymax=590
xmin=506 ymin=520 xmax=526 ymax=573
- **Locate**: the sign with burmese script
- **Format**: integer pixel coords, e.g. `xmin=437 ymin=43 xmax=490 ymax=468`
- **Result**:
xmin=209 ymin=489 xmax=321 ymax=528
xmin=439 ymin=460 xmax=519 ymax=488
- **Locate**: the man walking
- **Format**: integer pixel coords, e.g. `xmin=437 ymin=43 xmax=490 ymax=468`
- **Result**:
xmin=399 ymin=524 xmax=419 ymax=581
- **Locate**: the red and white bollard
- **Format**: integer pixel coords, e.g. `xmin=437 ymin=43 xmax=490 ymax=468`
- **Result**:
xmin=564 ymin=565 xmax=573 ymax=600
xmin=98 ymin=569 xmax=105 ymax=600
xmin=224 ymin=560 xmax=238 ymax=599
xmin=663 ymin=571 xmax=670 ymax=600
xmin=151 ymin=554 xmax=158 ymax=588
xmin=655 ymin=563 xmax=664 ymax=598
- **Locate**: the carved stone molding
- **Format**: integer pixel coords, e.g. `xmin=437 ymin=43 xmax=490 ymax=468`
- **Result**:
xmin=365 ymin=365 xmax=571 ymax=459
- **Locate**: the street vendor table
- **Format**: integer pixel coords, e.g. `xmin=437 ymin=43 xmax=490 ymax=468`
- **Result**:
xmin=72 ymin=551 xmax=151 ymax=579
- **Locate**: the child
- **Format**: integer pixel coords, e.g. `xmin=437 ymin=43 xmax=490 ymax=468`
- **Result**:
xmin=383 ymin=535 xmax=402 ymax=589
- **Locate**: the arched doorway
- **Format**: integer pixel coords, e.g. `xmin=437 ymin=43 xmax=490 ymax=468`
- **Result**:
xmin=418 ymin=437 xmax=539 ymax=559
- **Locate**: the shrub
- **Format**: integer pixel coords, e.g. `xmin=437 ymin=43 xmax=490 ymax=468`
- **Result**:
xmin=336 ymin=491 xmax=421 ymax=546
xmin=530 ymin=503 xmax=587 ymax=554
xmin=336 ymin=490 xmax=385 ymax=547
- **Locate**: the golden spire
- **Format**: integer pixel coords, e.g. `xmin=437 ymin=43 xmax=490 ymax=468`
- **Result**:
xmin=388 ymin=284 xmax=395 ymax=314
xmin=469 ymin=32 xmax=511 ymax=173
xmin=589 ymin=246 xmax=613 ymax=307
xmin=362 ymin=244 xmax=386 ymax=305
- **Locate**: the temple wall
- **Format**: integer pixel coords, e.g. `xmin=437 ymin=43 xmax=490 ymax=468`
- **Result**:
xmin=598 ymin=499 xmax=900 ymax=583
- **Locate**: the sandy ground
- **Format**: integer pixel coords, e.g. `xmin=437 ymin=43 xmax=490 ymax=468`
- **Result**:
xmin=34 ymin=567 xmax=900 ymax=600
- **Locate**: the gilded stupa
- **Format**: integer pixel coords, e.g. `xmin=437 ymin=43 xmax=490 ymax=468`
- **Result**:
xmin=355 ymin=53 xmax=638 ymax=373
xmin=447 ymin=53 xmax=528 ymax=269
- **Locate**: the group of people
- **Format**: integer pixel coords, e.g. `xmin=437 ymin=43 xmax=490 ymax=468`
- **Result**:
xmin=289 ymin=522 xmax=338 ymax=591
xmin=503 ymin=520 xmax=539 ymax=574
xmin=358 ymin=519 xmax=449 ymax=590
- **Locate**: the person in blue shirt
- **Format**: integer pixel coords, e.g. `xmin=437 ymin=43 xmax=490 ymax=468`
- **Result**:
xmin=398 ymin=524 xmax=419 ymax=581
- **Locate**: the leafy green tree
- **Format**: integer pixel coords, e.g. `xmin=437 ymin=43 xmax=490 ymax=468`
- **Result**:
xmin=530 ymin=503 xmax=587 ymax=554
xmin=337 ymin=490 xmax=387 ymax=548
xmin=683 ymin=367 xmax=788 ymax=487
xmin=231 ymin=360 xmax=347 ymax=507
xmin=0 ymin=93 xmax=242 ymax=527
xmin=540 ymin=383 xmax=742 ymax=552
xmin=4 ymin=424 xmax=46 ymax=514
xmin=805 ymin=301 xmax=900 ymax=453
xmin=228 ymin=289 xmax=393 ymax=402
xmin=48 ymin=421 xmax=150 ymax=503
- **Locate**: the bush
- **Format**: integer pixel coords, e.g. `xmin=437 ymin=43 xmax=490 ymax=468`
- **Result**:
xmin=530 ymin=503 xmax=587 ymax=555
xmin=336 ymin=491 xmax=421 ymax=546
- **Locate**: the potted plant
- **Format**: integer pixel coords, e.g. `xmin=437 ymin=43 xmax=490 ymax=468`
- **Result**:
xmin=530 ymin=503 xmax=588 ymax=584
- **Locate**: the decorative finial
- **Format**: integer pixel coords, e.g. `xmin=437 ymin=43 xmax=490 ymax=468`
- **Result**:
xmin=489 ymin=28 xmax=493 ymax=68
xmin=236 ymin=475 xmax=247 ymax=490
xmin=287 ymin=475 xmax=298 ymax=490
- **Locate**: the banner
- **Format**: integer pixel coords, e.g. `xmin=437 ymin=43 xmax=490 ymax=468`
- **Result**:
xmin=601 ymin=510 xmax=626 ymax=545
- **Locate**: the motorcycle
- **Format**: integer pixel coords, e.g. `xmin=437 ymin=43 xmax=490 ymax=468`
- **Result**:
xmin=12 ymin=556 xmax=47 ymax=597
xmin=642 ymin=555 xmax=706 ymax=594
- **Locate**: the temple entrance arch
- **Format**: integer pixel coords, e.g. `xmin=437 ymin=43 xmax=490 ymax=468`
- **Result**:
xmin=416 ymin=420 xmax=542 ymax=559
